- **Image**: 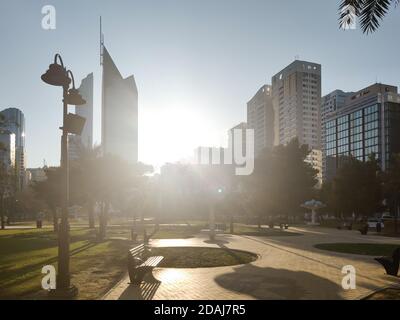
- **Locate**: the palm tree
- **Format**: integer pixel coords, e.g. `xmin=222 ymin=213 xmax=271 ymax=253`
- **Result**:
xmin=339 ymin=0 xmax=399 ymax=33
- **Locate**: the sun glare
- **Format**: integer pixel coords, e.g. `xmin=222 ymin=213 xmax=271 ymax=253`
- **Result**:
xmin=139 ymin=103 xmax=215 ymax=169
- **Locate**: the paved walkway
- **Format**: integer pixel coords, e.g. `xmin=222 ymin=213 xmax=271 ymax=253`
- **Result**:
xmin=103 ymin=226 xmax=400 ymax=300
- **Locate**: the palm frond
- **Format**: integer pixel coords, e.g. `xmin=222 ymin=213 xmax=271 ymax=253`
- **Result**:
xmin=338 ymin=0 xmax=364 ymax=30
xmin=338 ymin=0 xmax=397 ymax=33
xmin=360 ymin=0 xmax=392 ymax=33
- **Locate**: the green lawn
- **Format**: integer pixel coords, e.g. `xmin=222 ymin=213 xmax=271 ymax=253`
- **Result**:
xmin=314 ymin=243 xmax=400 ymax=256
xmin=0 ymin=228 xmax=131 ymax=300
xmin=0 ymin=223 xmax=204 ymax=299
xmin=230 ymin=224 xmax=302 ymax=237
xmin=105 ymin=224 xmax=202 ymax=240
xmin=150 ymin=247 xmax=257 ymax=268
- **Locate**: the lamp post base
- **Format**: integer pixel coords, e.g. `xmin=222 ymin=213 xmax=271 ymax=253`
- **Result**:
xmin=49 ymin=285 xmax=78 ymax=299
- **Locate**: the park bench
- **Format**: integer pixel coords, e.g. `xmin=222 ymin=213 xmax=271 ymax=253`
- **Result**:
xmin=128 ymin=244 xmax=164 ymax=284
xmin=374 ymin=247 xmax=400 ymax=276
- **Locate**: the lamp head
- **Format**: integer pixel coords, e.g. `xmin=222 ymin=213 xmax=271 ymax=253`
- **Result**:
xmin=41 ymin=54 xmax=71 ymax=87
xmin=66 ymin=88 xmax=86 ymax=106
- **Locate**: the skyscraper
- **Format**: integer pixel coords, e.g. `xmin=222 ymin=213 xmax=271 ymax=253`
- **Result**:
xmin=324 ymin=83 xmax=400 ymax=181
xmin=101 ymin=47 xmax=138 ymax=163
xmin=271 ymin=60 xmax=321 ymax=150
xmin=247 ymin=85 xmax=274 ymax=156
xmin=228 ymin=122 xmax=248 ymax=160
xmin=271 ymin=60 xmax=322 ymax=186
xmin=68 ymin=73 xmax=94 ymax=162
xmin=76 ymin=73 xmax=94 ymax=149
xmin=0 ymin=108 xmax=26 ymax=189
xmin=321 ymin=90 xmax=353 ymax=181
xmin=0 ymin=129 xmax=15 ymax=170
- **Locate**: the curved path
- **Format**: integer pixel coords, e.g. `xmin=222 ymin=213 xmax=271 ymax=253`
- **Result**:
xmin=103 ymin=226 xmax=400 ymax=300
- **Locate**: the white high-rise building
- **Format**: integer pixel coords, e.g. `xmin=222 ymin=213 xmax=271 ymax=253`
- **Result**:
xmin=271 ymin=60 xmax=321 ymax=150
xmin=75 ymin=73 xmax=94 ymax=149
xmin=271 ymin=60 xmax=322 ymax=186
xmin=247 ymin=85 xmax=274 ymax=156
xmin=101 ymin=47 xmax=138 ymax=163
xmin=68 ymin=73 xmax=94 ymax=162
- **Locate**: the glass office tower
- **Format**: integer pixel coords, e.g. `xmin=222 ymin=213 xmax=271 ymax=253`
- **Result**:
xmin=324 ymin=84 xmax=400 ymax=181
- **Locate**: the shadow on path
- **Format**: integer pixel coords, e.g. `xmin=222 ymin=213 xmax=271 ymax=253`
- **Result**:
xmin=118 ymin=275 xmax=161 ymax=300
xmin=214 ymin=264 xmax=342 ymax=299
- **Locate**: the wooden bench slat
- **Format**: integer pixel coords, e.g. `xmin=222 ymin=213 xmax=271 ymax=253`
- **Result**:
xmin=129 ymin=244 xmax=146 ymax=257
xmin=139 ymin=256 xmax=164 ymax=268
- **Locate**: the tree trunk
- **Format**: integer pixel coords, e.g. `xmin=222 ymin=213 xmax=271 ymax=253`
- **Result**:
xmin=88 ymin=198 xmax=95 ymax=229
xmin=99 ymin=202 xmax=105 ymax=240
xmin=99 ymin=201 xmax=109 ymax=240
xmin=51 ymin=207 xmax=58 ymax=232
xmin=1 ymin=194 xmax=6 ymax=230
xmin=230 ymin=216 xmax=234 ymax=234
xmin=0 ymin=203 xmax=4 ymax=230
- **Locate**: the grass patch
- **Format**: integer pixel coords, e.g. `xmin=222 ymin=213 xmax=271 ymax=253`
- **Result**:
xmin=231 ymin=225 xmax=302 ymax=237
xmin=105 ymin=224 xmax=201 ymax=240
xmin=314 ymin=243 xmax=400 ymax=256
xmin=150 ymin=247 xmax=257 ymax=268
xmin=0 ymin=228 xmax=131 ymax=300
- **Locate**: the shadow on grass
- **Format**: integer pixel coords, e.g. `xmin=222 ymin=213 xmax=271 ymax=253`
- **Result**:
xmin=150 ymin=247 xmax=257 ymax=268
xmin=0 ymin=241 xmax=98 ymax=294
xmin=0 ymin=229 xmax=96 ymax=257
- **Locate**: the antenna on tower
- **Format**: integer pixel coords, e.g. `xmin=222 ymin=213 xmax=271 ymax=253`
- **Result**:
xmin=100 ymin=16 xmax=104 ymax=66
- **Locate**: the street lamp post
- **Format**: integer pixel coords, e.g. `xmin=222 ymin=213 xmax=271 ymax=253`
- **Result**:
xmin=41 ymin=54 xmax=86 ymax=297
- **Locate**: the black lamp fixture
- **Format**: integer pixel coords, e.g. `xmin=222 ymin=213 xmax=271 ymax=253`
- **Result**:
xmin=66 ymin=70 xmax=86 ymax=106
xmin=41 ymin=54 xmax=71 ymax=87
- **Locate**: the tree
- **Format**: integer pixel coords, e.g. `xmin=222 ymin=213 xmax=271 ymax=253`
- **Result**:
xmin=330 ymin=155 xmax=382 ymax=218
xmin=382 ymin=153 xmax=400 ymax=233
xmin=339 ymin=0 xmax=398 ymax=33
xmin=86 ymin=154 xmax=152 ymax=240
xmin=32 ymin=167 xmax=62 ymax=232
xmin=70 ymin=146 xmax=102 ymax=229
xmin=15 ymin=187 xmax=46 ymax=221
xmin=244 ymin=139 xmax=318 ymax=224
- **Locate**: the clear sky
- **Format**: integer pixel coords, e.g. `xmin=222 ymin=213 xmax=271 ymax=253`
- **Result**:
xmin=0 ymin=0 xmax=399 ymax=169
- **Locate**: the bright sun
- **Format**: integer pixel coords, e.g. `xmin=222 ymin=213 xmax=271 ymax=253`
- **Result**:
xmin=139 ymin=105 xmax=215 ymax=170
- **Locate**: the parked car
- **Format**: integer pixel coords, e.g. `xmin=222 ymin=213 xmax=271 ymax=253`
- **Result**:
xmin=367 ymin=218 xmax=384 ymax=229
xmin=381 ymin=213 xmax=395 ymax=221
